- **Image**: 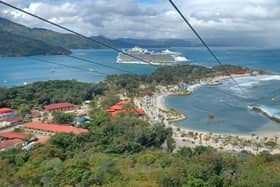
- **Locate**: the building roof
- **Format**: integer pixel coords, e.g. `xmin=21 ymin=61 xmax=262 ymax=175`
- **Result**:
xmin=134 ymin=108 xmax=145 ymax=115
xmin=0 ymin=139 xmax=22 ymax=149
xmin=24 ymin=122 xmax=89 ymax=134
xmin=0 ymin=108 xmax=13 ymax=114
xmin=44 ymin=102 xmax=74 ymax=111
xmin=0 ymin=132 xmax=29 ymax=140
xmin=9 ymin=118 xmax=23 ymax=123
xmin=36 ymin=137 xmax=51 ymax=144
xmin=107 ymin=100 xmax=131 ymax=112
xmin=106 ymin=100 xmax=145 ymax=117
xmin=109 ymin=105 xmax=123 ymax=111
xmin=116 ymin=100 xmax=131 ymax=106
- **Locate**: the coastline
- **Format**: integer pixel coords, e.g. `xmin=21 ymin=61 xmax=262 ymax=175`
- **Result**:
xmin=135 ymin=73 xmax=280 ymax=154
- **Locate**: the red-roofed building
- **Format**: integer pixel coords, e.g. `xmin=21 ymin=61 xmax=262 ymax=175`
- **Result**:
xmin=0 ymin=108 xmax=16 ymax=120
xmin=44 ymin=102 xmax=74 ymax=112
xmin=0 ymin=132 xmax=29 ymax=140
xmin=9 ymin=118 xmax=23 ymax=124
xmin=36 ymin=137 xmax=50 ymax=144
xmin=134 ymin=108 xmax=145 ymax=115
xmin=116 ymin=100 xmax=131 ymax=106
xmin=0 ymin=139 xmax=23 ymax=150
xmin=31 ymin=109 xmax=41 ymax=118
xmin=0 ymin=108 xmax=12 ymax=114
xmin=106 ymin=100 xmax=145 ymax=117
xmin=24 ymin=122 xmax=88 ymax=135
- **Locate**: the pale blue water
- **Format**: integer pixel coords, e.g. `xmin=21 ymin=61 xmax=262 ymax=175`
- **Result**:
xmin=164 ymin=48 xmax=280 ymax=135
xmin=1 ymin=47 xmax=280 ymax=134
xmin=1 ymin=47 xmax=280 ymax=87
xmin=0 ymin=49 xmax=156 ymax=87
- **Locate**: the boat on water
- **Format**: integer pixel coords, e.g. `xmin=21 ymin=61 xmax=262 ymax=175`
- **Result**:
xmin=89 ymin=68 xmax=96 ymax=72
xmin=117 ymin=46 xmax=189 ymax=65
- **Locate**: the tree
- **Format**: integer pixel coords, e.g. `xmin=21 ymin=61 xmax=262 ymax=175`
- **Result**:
xmin=19 ymin=104 xmax=31 ymax=117
xmin=52 ymin=112 xmax=74 ymax=124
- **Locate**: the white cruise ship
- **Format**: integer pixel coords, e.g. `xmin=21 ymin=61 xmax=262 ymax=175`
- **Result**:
xmin=117 ymin=47 xmax=189 ymax=65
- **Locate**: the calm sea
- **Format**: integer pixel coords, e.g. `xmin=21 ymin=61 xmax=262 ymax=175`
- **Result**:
xmin=1 ymin=47 xmax=280 ymax=134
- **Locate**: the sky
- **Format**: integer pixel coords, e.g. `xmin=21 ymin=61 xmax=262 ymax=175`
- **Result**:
xmin=0 ymin=0 xmax=280 ymax=46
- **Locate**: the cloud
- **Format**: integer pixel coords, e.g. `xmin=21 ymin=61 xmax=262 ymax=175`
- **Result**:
xmin=0 ymin=0 xmax=280 ymax=46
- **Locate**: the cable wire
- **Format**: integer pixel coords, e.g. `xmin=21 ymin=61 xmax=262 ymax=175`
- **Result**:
xmin=168 ymin=0 xmax=245 ymax=94
xmin=0 ymin=0 xmax=152 ymax=64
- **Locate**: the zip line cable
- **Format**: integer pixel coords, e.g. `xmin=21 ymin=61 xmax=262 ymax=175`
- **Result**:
xmin=29 ymin=57 xmax=107 ymax=75
xmin=0 ymin=1 xmax=136 ymax=73
xmin=0 ymin=0 xmax=265 ymax=150
xmin=0 ymin=0 xmax=151 ymax=65
xmin=168 ymin=0 xmax=246 ymax=95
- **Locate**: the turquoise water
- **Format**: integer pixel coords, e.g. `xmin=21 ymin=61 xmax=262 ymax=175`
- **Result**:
xmin=0 ymin=49 xmax=156 ymax=87
xmin=1 ymin=47 xmax=280 ymax=87
xmin=164 ymin=48 xmax=280 ymax=135
xmin=166 ymin=75 xmax=280 ymax=134
xmin=1 ymin=47 xmax=280 ymax=134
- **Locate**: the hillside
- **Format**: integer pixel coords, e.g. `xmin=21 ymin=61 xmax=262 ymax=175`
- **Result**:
xmin=0 ymin=17 xmax=198 ymax=49
xmin=0 ymin=30 xmax=71 ymax=57
xmin=0 ymin=17 xmax=105 ymax=49
xmin=0 ymin=71 xmax=280 ymax=186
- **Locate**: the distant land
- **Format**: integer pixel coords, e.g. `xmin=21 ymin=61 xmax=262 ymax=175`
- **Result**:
xmin=0 ymin=17 xmax=264 ymax=57
xmin=0 ymin=30 xmax=70 ymax=57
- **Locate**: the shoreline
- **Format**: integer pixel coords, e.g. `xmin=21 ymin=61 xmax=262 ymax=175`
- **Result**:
xmin=135 ymin=73 xmax=280 ymax=154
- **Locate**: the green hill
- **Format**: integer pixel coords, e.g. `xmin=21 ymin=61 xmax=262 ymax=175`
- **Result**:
xmin=0 ymin=17 xmax=105 ymax=49
xmin=0 ymin=30 xmax=71 ymax=57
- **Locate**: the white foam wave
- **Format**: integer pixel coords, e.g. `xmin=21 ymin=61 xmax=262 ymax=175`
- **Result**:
xmin=222 ymin=75 xmax=280 ymax=97
xmin=235 ymin=75 xmax=280 ymax=88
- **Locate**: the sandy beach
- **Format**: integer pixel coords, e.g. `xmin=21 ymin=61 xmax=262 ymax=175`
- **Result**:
xmin=135 ymin=73 xmax=280 ymax=154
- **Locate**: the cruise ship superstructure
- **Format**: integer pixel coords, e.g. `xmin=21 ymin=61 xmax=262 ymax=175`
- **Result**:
xmin=117 ymin=47 xmax=189 ymax=65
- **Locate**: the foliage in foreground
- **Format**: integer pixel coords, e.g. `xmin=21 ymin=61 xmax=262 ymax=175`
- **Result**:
xmin=1 ymin=141 xmax=280 ymax=186
xmin=1 ymin=112 xmax=280 ymax=187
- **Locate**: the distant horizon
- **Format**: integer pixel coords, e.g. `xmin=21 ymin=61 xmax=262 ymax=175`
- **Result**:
xmin=0 ymin=0 xmax=280 ymax=47
xmin=0 ymin=16 xmax=269 ymax=48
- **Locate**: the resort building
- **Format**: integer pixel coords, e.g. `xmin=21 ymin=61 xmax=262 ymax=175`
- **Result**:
xmin=36 ymin=137 xmax=51 ymax=144
xmin=0 ymin=139 xmax=23 ymax=151
xmin=31 ymin=109 xmax=41 ymax=118
xmin=0 ymin=117 xmax=23 ymax=129
xmin=0 ymin=132 xmax=30 ymax=151
xmin=44 ymin=102 xmax=74 ymax=112
xmin=0 ymin=108 xmax=15 ymax=120
xmin=106 ymin=100 xmax=145 ymax=117
xmin=24 ymin=122 xmax=89 ymax=135
xmin=0 ymin=132 xmax=29 ymax=140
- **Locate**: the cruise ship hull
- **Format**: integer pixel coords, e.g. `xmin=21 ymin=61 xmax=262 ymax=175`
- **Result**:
xmin=116 ymin=47 xmax=189 ymax=66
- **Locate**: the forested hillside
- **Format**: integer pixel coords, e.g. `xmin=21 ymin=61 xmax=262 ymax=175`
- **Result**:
xmin=0 ymin=30 xmax=70 ymax=57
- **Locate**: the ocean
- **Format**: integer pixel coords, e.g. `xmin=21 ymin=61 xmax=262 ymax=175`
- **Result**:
xmin=1 ymin=47 xmax=280 ymax=134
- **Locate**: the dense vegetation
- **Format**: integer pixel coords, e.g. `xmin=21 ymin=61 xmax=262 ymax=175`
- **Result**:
xmin=0 ymin=65 xmax=249 ymax=108
xmin=0 ymin=80 xmax=105 ymax=108
xmin=105 ymin=64 xmax=249 ymax=96
xmin=0 ymin=64 xmax=278 ymax=186
xmin=1 ymin=114 xmax=280 ymax=186
xmin=0 ymin=30 xmax=70 ymax=57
